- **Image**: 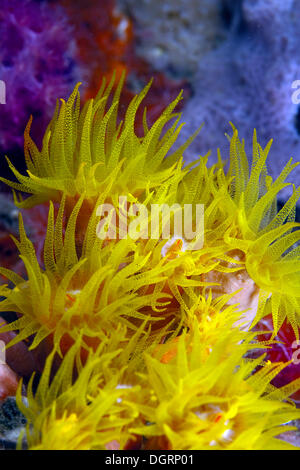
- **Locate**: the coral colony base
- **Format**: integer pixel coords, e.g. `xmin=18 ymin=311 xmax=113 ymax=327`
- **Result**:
xmin=0 ymin=72 xmax=300 ymax=450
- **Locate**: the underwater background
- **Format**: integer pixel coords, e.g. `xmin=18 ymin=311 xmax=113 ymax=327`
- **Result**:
xmin=0 ymin=0 xmax=299 ymax=451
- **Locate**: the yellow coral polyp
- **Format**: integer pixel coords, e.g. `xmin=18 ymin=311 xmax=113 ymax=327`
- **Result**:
xmin=0 ymin=71 xmax=200 ymax=213
xmin=131 ymin=328 xmax=300 ymax=450
xmin=0 ymin=199 xmax=179 ymax=354
xmin=16 ymin=337 xmax=149 ymax=450
xmin=32 ymin=412 xmax=92 ymax=451
xmin=243 ymin=221 xmax=300 ymax=336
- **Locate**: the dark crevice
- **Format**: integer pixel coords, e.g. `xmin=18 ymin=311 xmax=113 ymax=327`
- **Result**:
xmin=294 ymin=105 xmax=300 ymax=135
xmin=220 ymin=0 xmax=244 ymax=33
xmin=221 ymin=1 xmax=235 ymax=29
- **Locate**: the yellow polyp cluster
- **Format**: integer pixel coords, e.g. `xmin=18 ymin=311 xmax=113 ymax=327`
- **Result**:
xmin=0 ymin=74 xmax=300 ymax=450
xmin=16 ymin=338 xmax=147 ymax=450
xmin=130 ymin=328 xmax=300 ymax=450
xmin=0 ymin=71 xmax=199 ymax=215
xmin=16 ymin=325 xmax=300 ymax=450
xmin=0 ymin=198 xmax=179 ymax=354
xmin=202 ymin=126 xmax=300 ymax=337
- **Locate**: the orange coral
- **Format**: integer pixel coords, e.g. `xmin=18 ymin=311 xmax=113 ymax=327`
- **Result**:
xmin=62 ymin=0 xmax=189 ymax=134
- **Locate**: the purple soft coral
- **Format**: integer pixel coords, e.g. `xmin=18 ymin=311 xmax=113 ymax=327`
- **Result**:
xmin=0 ymin=0 xmax=78 ymax=155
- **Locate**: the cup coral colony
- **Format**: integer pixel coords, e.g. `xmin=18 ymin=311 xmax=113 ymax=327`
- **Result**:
xmin=0 ymin=72 xmax=300 ymax=450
